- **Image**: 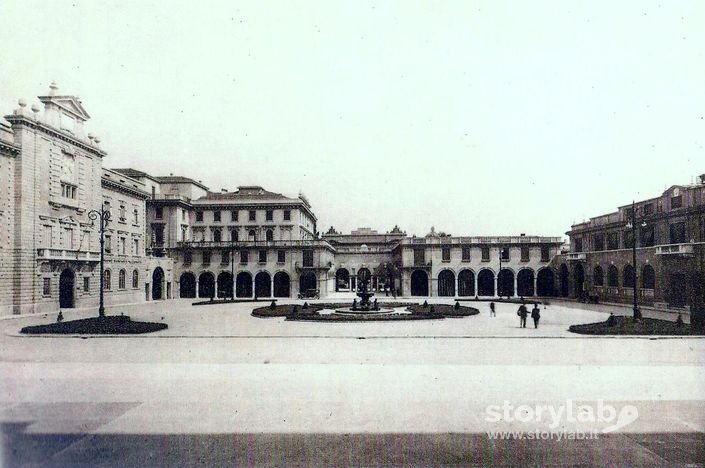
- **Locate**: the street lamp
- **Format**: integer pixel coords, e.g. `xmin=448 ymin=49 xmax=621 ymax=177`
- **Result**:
xmin=88 ymin=203 xmax=111 ymax=318
xmin=625 ymin=201 xmax=646 ymax=321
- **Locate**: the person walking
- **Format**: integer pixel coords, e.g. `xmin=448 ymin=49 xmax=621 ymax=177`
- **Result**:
xmin=517 ymin=304 xmax=527 ymax=328
xmin=489 ymin=302 xmax=496 ymax=317
xmin=531 ymin=303 xmax=541 ymax=329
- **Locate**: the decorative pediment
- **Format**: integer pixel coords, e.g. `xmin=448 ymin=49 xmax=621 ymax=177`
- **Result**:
xmin=38 ymin=95 xmax=91 ymax=122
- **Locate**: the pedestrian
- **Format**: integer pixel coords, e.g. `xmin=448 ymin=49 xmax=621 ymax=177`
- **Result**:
xmin=517 ymin=303 xmax=528 ymax=328
xmin=531 ymin=303 xmax=540 ymax=328
xmin=489 ymin=302 xmax=496 ymax=317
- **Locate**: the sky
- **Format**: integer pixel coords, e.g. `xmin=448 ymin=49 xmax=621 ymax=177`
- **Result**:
xmin=1 ymin=0 xmax=703 ymax=238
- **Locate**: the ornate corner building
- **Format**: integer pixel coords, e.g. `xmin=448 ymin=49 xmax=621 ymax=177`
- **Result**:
xmin=554 ymin=182 xmax=705 ymax=312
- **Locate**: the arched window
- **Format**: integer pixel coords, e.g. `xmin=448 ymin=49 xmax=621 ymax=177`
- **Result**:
xmin=593 ymin=265 xmax=604 ymax=286
xmin=623 ymin=264 xmax=635 ymax=288
xmin=213 ymin=229 xmax=222 ymax=242
xmin=266 ymin=229 xmax=274 ymax=242
xmin=607 ymin=265 xmax=619 ymax=287
xmin=119 ymin=269 xmax=126 ymax=289
xmin=230 ymin=230 xmax=238 ymax=242
xmin=248 ymin=229 xmax=256 ymax=241
xmin=132 ymin=269 xmax=139 ymax=289
xmin=642 ymin=265 xmax=655 ymax=289
xmin=104 ymin=270 xmax=111 ymax=290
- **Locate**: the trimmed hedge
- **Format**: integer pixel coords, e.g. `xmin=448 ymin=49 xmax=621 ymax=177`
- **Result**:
xmin=406 ymin=304 xmax=480 ymax=317
xmin=252 ymin=302 xmax=416 ymax=318
xmin=569 ymin=316 xmax=703 ymax=336
xmin=286 ymin=313 xmax=445 ymax=322
xmin=20 ymin=315 xmax=168 ymax=335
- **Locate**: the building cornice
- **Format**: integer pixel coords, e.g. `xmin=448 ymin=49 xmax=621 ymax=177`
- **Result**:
xmin=4 ymin=114 xmax=107 ymax=158
xmin=0 ymin=140 xmax=20 ymax=156
xmin=102 ymin=177 xmax=150 ymax=200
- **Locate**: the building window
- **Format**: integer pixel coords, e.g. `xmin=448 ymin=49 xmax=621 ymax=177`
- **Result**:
xmin=283 ymin=210 xmax=291 ymax=221
xmin=119 ymin=269 xmax=126 ymax=289
xmin=222 ymin=250 xmax=230 ymax=264
xmin=248 ymin=229 xmax=256 ymax=241
xmin=105 ymin=235 xmax=112 ymax=253
xmin=594 ymin=234 xmax=605 ymax=251
xmin=481 ymin=247 xmax=490 ymax=262
xmin=277 ymin=250 xmax=285 ymax=263
xmin=132 ymin=270 xmax=139 ymax=289
xmin=202 ymin=251 xmax=211 ymax=264
xmin=414 ymin=248 xmax=425 ymax=265
xmin=541 ymin=246 xmax=550 ymax=262
xmin=266 ymin=210 xmax=273 ymax=221
xmin=214 ymin=211 xmax=221 ymax=222
xmin=521 ymin=246 xmax=530 ymax=262
xmin=442 ymin=247 xmax=450 ymax=262
xmin=119 ymin=237 xmax=126 ymax=255
xmin=182 ymin=209 xmax=186 ymax=221
xmin=213 ymin=229 xmax=222 ymax=242
xmin=231 ymin=210 xmax=238 ymax=221
xmin=104 ymin=270 xmax=111 ymax=290
xmin=133 ymin=239 xmax=139 ymax=255
xmin=43 ymin=278 xmax=51 ymax=296
xmin=624 ymin=230 xmax=635 ymax=249
xmin=671 ymin=195 xmax=683 ymax=209
xmin=500 ymin=247 xmax=510 ymax=261
xmin=643 ymin=203 xmax=654 ymax=216
xmin=249 ymin=210 xmax=256 ymax=221
xmin=266 ymin=229 xmax=274 ymax=241
xmin=303 ymin=249 xmax=314 ymax=267
xmin=133 ymin=209 xmax=139 ymax=224
xmin=607 ymin=265 xmax=618 ymax=287
xmin=64 ymin=228 xmax=74 ymax=249
xmin=574 ymin=238 xmax=583 ymax=253
xmin=259 ymin=249 xmax=267 ymax=263
xmin=607 ymin=232 xmax=620 ymax=250
xmin=461 ymin=246 xmax=471 ymax=261
xmin=670 ymin=222 xmax=686 ymax=244
xmin=183 ymin=251 xmax=192 ymax=264
xmin=623 ymin=265 xmax=635 ymax=288
xmin=640 ymin=225 xmax=655 ymax=247
xmin=60 ymin=182 xmax=77 ymax=199
xmin=240 ymin=250 xmax=248 ymax=263
xmin=155 ymin=206 xmax=163 ymax=219
xmin=119 ymin=204 xmax=126 ymax=222
xmin=83 ymin=276 xmax=90 ymax=292
xmin=196 ymin=211 xmax=203 ymax=222
xmin=230 ymin=230 xmax=238 ymax=242
xmin=593 ymin=265 xmax=604 ymax=286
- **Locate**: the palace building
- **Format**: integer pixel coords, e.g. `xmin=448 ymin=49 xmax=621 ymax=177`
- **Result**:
xmin=0 ymin=84 xmax=571 ymax=315
xmin=555 ymin=179 xmax=705 ymax=312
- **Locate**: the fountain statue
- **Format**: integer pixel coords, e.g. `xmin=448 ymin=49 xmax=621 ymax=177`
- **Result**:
xmin=356 ymin=273 xmax=375 ymax=311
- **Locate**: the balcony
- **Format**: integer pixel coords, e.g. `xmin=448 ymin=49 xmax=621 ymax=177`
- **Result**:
xmin=566 ymin=252 xmax=587 ymax=261
xmin=655 ymin=243 xmax=694 ymax=256
xmin=37 ymin=248 xmax=101 ymax=261
xmin=177 ymin=239 xmax=333 ymax=249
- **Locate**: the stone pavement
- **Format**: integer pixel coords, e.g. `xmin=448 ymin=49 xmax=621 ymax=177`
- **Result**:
xmin=0 ymin=299 xmax=703 ymax=466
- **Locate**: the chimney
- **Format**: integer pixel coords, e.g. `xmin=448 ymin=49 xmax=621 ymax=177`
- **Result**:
xmin=699 ymin=174 xmax=705 ymax=185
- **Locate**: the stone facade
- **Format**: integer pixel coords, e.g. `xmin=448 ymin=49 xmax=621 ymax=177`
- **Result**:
xmin=557 ymin=180 xmax=705 ymax=312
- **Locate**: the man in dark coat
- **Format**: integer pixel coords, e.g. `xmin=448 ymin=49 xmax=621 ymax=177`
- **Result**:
xmin=531 ymin=303 xmax=541 ymax=328
xmin=517 ymin=303 xmax=528 ymax=328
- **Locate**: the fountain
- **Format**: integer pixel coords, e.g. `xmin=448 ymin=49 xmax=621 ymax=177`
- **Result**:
xmin=356 ymin=274 xmax=375 ymax=311
xmin=334 ymin=271 xmax=393 ymax=315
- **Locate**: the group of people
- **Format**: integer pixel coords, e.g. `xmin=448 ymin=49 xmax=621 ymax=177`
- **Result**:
xmin=488 ymin=302 xmax=542 ymax=328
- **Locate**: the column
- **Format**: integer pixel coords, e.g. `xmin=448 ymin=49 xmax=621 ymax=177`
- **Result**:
xmin=252 ymin=277 xmax=256 ymax=298
xmin=455 ymin=276 xmax=459 ymax=297
xmin=534 ymin=276 xmax=538 ymax=297
xmin=474 ymin=274 xmax=479 ymax=297
xmin=494 ymin=275 xmax=498 ymax=297
xmin=270 ymin=279 xmax=274 ymax=298
xmin=214 ymin=281 xmax=219 ymax=299
xmin=513 ymin=276 xmax=518 ymax=298
xmin=195 ymin=280 xmax=200 ymax=298
xmin=232 ymin=276 xmax=236 ymax=300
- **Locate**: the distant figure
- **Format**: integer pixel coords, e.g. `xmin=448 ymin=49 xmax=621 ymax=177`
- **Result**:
xmin=517 ymin=303 xmax=528 ymax=328
xmin=531 ymin=303 xmax=541 ymax=328
xmin=489 ymin=302 xmax=496 ymax=317
xmin=676 ymin=313 xmax=684 ymax=328
xmin=607 ymin=313 xmax=616 ymax=327
xmin=57 ymin=311 xmax=64 ymax=323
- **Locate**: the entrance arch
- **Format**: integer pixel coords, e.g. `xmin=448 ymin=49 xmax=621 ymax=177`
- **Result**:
xmin=498 ymin=269 xmax=515 ymax=297
xmin=179 ymin=272 xmax=196 ymax=298
xmin=335 ymin=268 xmax=350 ymax=291
xmin=59 ymin=269 xmax=75 ymax=308
xmin=478 ymin=269 xmax=495 ymax=296
xmin=357 ymin=268 xmax=371 ymax=291
xmin=299 ymin=271 xmax=317 ymax=293
xmin=198 ymin=272 xmax=215 ymax=298
xmin=255 ymin=271 xmax=272 ymax=298
xmin=273 ymin=271 xmax=290 ymax=297
xmin=458 ymin=269 xmax=475 ymax=297
xmin=236 ymin=272 xmax=253 ymax=298
xmin=517 ymin=269 xmax=535 ymax=297
xmin=438 ymin=270 xmax=455 ymax=297
xmin=642 ymin=264 xmax=655 ymax=289
xmin=574 ymin=263 xmax=585 ymax=297
xmin=410 ymin=270 xmax=429 ymax=296
xmin=152 ymin=267 xmax=164 ymax=300
xmin=537 ymin=268 xmax=555 ymax=296
xmin=559 ymin=264 xmax=570 ymax=297
xmin=217 ymin=272 xmax=233 ymax=298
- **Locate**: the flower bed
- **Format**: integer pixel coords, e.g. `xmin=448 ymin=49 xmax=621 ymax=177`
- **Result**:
xmin=252 ymin=302 xmax=416 ymax=318
xmin=568 ymin=316 xmax=703 ymax=336
xmin=406 ymin=303 xmax=480 ymax=317
xmin=285 ymin=312 xmax=445 ymax=322
xmin=20 ymin=315 xmax=168 ymax=335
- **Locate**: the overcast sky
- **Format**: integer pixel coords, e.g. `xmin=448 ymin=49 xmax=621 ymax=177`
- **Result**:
xmin=1 ymin=1 xmax=703 ymax=238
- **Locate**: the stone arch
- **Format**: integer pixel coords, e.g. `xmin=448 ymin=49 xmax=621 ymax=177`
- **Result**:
xmin=236 ymin=271 xmax=253 ymax=298
xmin=574 ymin=263 xmax=585 ymax=297
xmin=335 ymin=268 xmax=350 ymax=291
xmin=299 ymin=271 xmax=317 ymax=292
xmin=152 ymin=267 xmax=164 ymax=300
xmin=458 ymin=269 xmax=475 ymax=297
xmin=536 ymin=268 xmax=555 ymax=296
xmin=410 ymin=270 xmax=429 ymax=296
xmin=477 ymin=269 xmax=495 ymax=296
xmin=266 ymin=229 xmax=274 ymax=242
xmin=607 ymin=265 xmax=619 ymax=287
xmin=438 ymin=269 xmax=455 ymax=297
xmin=593 ymin=265 xmax=604 ymax=287
xmin=217 ymin=271 xmax=233 ymax=298
xmin=273 ymin=271 xmax=290 ymax=297
xmin=179 ymin=272 xmax=196 ymax=298
xmin=255 ymin=271 xmax=272 ymax=298
xmin=517 ymin=268 xmax=535 ymax=297
xmin=642 ymin=264 xmax=655 ymax=289
xmin=559 ymin=264 xmax=570 ymax=297
xmin=623 ymin=264 xmax=635 ymax=288
xmin=59 ymin=268 xmax=75 ymax=308
xmin=498 ymin=269 xmax=515 ymax=297
xmin=198 ymin=271 xmax=215 ymax=298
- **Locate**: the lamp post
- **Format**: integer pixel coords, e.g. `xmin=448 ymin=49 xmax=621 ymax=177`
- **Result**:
xmin=625 ymin=201 xmax=646 ymax=320
xmin=88 ymin=203 xmax=111 ymax=318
